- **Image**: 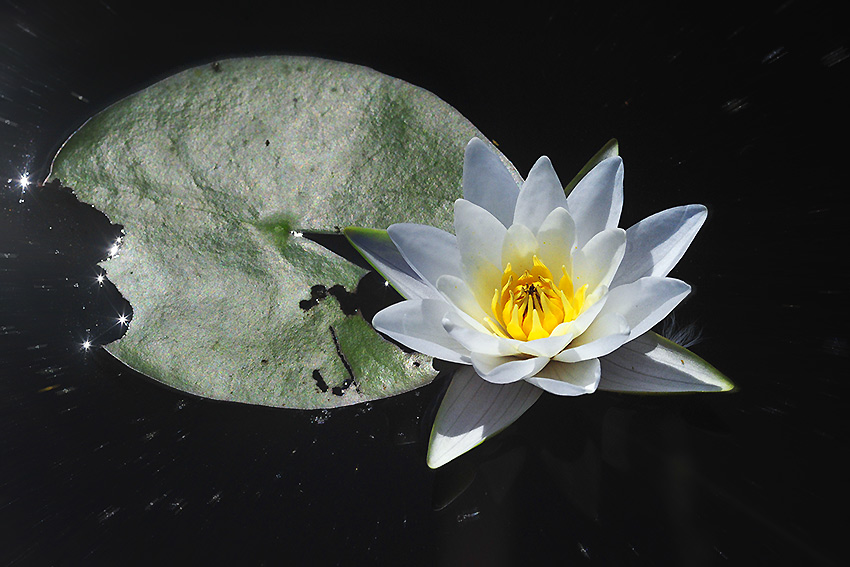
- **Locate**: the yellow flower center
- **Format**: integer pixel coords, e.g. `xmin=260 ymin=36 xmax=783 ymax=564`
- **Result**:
xmin=486 ymin=256 xmax=587 ymax=341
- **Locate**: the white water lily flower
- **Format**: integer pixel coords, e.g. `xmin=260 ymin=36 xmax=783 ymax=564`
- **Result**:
xmin=346 ymin=138 xmax=732 ymax=468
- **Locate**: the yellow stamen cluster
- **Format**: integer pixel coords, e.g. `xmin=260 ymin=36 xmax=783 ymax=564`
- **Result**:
xmin=486 ymin=256 xmax=587 ymax=341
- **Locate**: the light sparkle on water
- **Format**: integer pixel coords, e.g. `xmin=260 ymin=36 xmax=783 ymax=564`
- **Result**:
xmin=107 ymin=237 xmax=123 ymax=258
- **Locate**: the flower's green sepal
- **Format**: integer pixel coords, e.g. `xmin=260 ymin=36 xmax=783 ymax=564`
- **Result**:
xmin=564 ymin=138 xmax=619 ymax=195
xmin=343 ymin=227 xmax=438 ymax=301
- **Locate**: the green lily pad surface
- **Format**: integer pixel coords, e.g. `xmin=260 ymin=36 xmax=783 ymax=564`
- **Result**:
xmin=49 ymin=56 xmax=519 ymax=409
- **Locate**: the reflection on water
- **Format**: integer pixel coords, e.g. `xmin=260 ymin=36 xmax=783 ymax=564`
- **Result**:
xmin=429 ymin=392 xmax=743 ymax=564
xmin=107 ymin=236 xmax=122 ymax=258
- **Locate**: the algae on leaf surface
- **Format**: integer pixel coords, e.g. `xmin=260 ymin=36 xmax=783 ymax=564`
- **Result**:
xmin=49 ymin=56 xmax=519 ymax=409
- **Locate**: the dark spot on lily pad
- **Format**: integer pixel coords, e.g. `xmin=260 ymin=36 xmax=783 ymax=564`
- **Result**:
xmin=299 ymin=285 xmax=329 ymax=311
xmin=298 ymin=283 xmax=358 ymax=316
xmin=311 ymin=369 xmax=329 ymax=393
xmin=329 ymin=325 xmax=359 ymax=396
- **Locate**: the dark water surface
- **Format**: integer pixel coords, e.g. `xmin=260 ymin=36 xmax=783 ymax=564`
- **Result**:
xmin=1 ymin=1 xmax=847 ymax=565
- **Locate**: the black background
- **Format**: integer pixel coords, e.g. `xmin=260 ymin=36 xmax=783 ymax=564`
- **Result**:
xmin=1 ymin=1 xmax=848 ymax=565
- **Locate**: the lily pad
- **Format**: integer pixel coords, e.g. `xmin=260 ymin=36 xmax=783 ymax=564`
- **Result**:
xmin=48 ymin=56 xmax=519 ymax=409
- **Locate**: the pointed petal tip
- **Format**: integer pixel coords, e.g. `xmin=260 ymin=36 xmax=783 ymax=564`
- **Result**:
xmin=464 ymin=138 xmax=495 ymax=164
xmin=686 ymin=203 xmax=709 ymax=222
xmin=462 ymin=137 xmax=521 ymax=227
xmin=453 ymin=197 xmax=471 ymax=211
xmin=426 ymin=435 xmax=486 ymax=469
xmin=466 ymin=136 xmax=488 ymax=150
xmin=530 ymin=154 xmax=554 ymax=171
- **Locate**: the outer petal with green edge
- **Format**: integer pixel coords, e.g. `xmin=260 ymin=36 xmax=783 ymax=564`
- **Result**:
xmin=344 ymin=227 xmax=439 ymax=301
xmin=563 ymin=138 xmax=619 ymax=195
xmin=427 ymin=365 xmax=542 ymax=469
xmin=387 ymin=224 xmax=464 ymax=290
xmin=598 ymin=331 xmax=734 ymax=392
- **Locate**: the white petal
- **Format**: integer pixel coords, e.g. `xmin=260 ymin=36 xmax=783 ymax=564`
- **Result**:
xmin=571 ymin=228 xmax=627 ymax=293
xmin=372 ymin=299 xmax=469 ymax=363
xmin=436 ymin=275 xmax=491 ymax=330
xmin=516 ymin=330 xmax=575 ymax=358
xmin=554 ymin=312 xmax=630 ymax=362
xmin=526 ymin=359 xmax=601 ymax=395
xmin=513 ymin=156 xmax=568 ymax=235
xmin=455 ymin=199 xmax=505 ymax=271
xmin=601 ymin=277 xmax=691 ymax=340
xmin=599 ymin=331 xmax=735 ymax=392
xmin=566 ymin=156 xmax=624 ymax=248
xmin=443 ymin=311 xmax=520 ymax=357
xmin=536 ymin=207 xmax=577 ymax=276
xmin=501 ymin=223 xmax=538 ymax=271
xmin=388 ymin=223 xmax=462 ymax=290
xmin=470 ymin=353 xmax=550 ymax=384
xmin=454 ymin=199 xmax=506 ymax=311
xmin=427 ymin=366 xmax=542 ymax=468
xmin=611 ymin=205 xmax=707 ymax=287
xmin=462 ymin=138 xmax=521 ymax=227
xmin=344 ymin=227 xmax=440 ymax=301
